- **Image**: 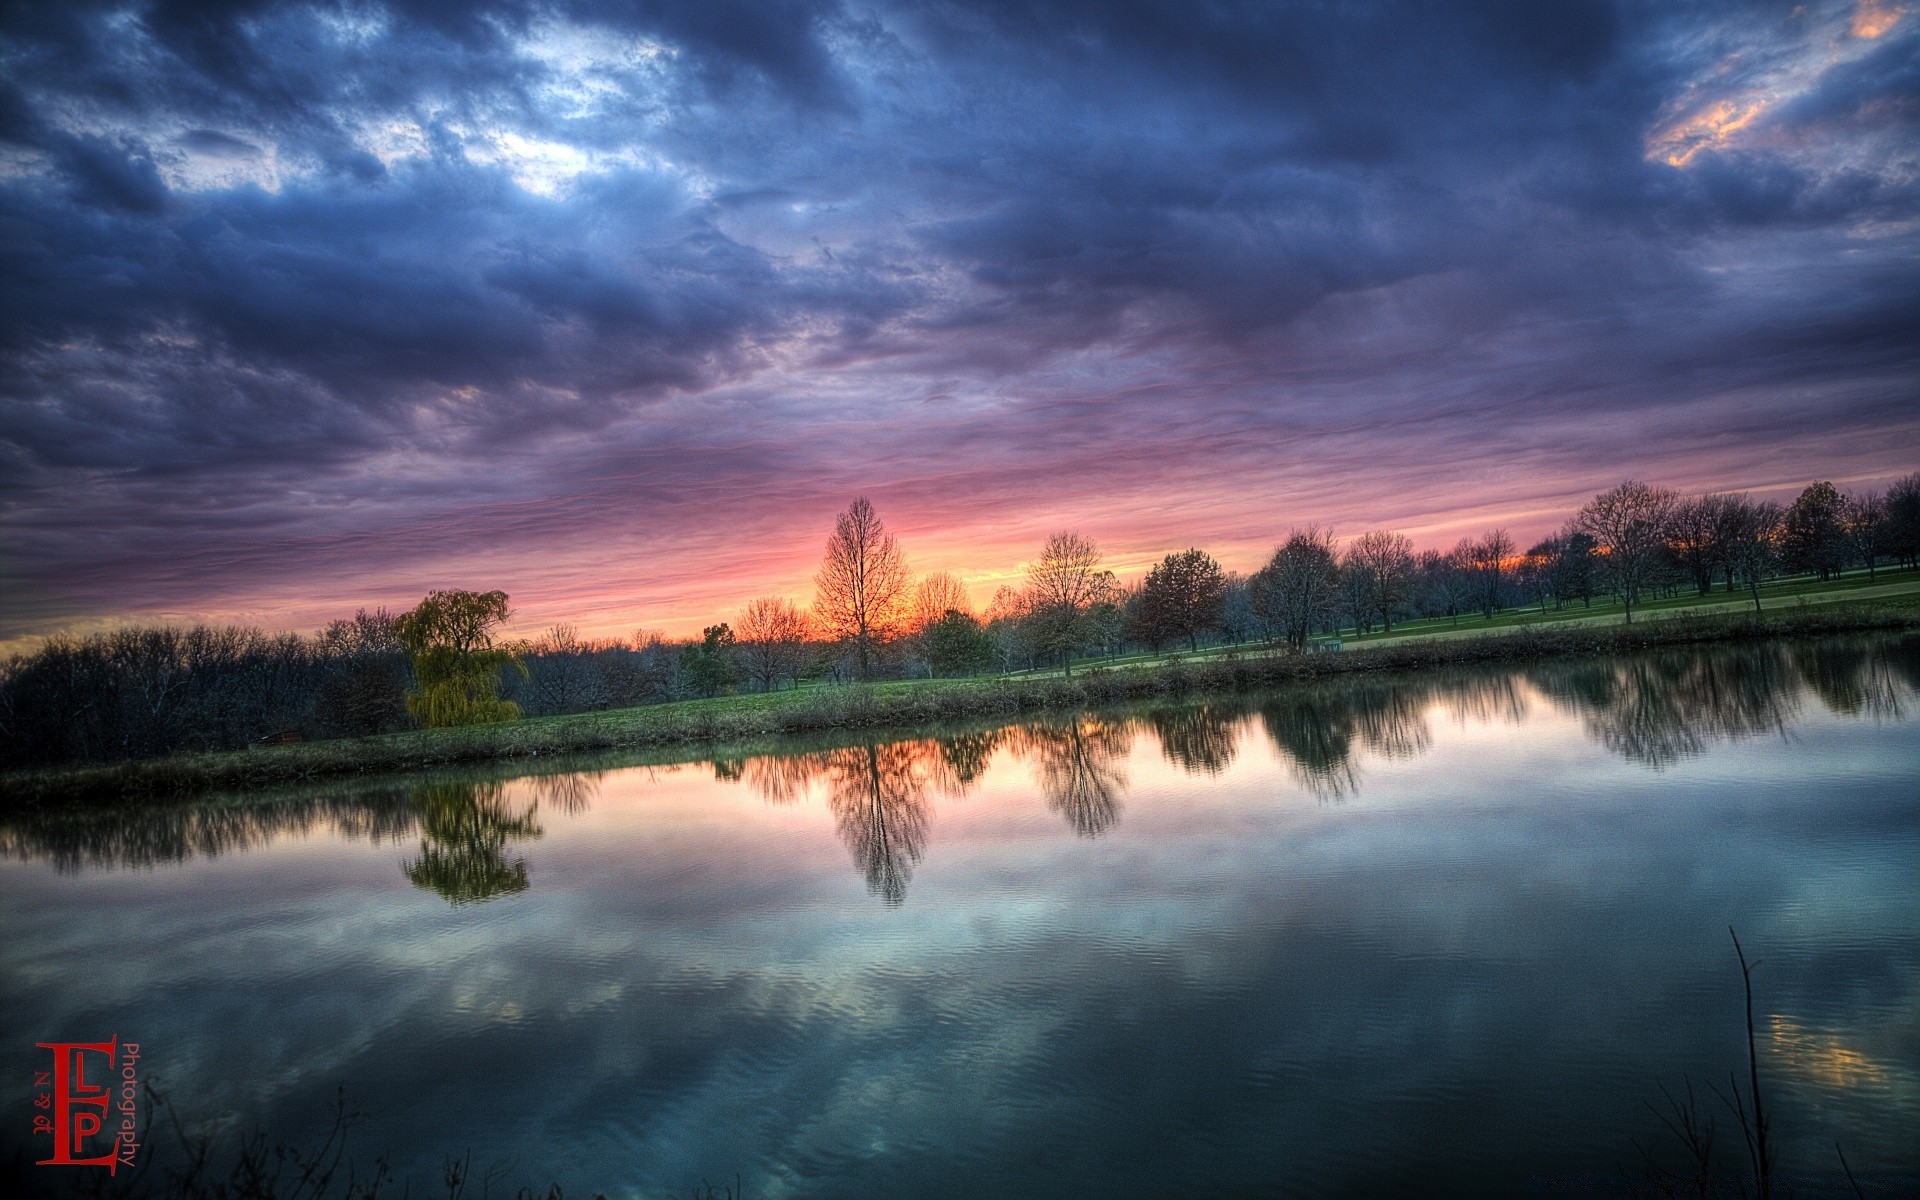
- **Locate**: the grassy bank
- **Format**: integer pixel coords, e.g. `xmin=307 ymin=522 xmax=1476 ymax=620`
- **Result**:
xmin=6 ymin=599 xmax=1917 ymax=805
xmin=1017 ymin=565 xmax=1920 ymax=678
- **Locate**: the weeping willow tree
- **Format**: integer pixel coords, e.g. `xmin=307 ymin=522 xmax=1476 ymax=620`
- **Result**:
xmin=394 ymin=589 xmax=524 ymax=728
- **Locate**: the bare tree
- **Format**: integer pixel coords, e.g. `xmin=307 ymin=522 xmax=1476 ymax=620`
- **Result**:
xmin=907 ymin=571 xmax=973 ymax=631
xmin=737 ymin=596 xmax=812 ymax=691
xmin=1414 ymin=547 xmax=1474 ymax=626
xmin=1345 ymin=530 xmax=1416 ymax=632
xmin=813 ymin=497 xmax=910 ymax=681
xmin=985 ymin=585 xmax=1037 ymax=672
xmin=1844 ymin=491 xmax=1891 ymax=581
xmin=1668 ymin=493 xmax=1736 ymax=596
xmin=1576 ymin=480 xmax=1679 ymax=623
xmin=1218 ymin=571 xmax=1256 ymax=644
xmin=1250 ymin=527 xmax=1340 ymax=650
xmin=1465 ymin=528 xmax=1516 ymax=619
xmin=1888 ymin=471 xmax=1920 ymax=570
xmin=1725 ymin=496 xmax=1783 ymax=613
xmin=1023 ymin=531 xmax=1115 ymax=674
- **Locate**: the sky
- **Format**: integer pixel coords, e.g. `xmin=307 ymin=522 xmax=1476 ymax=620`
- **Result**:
xmin=1 ymin=0 xmax=1917 ymax=646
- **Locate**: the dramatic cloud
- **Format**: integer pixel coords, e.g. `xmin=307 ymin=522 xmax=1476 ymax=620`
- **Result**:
xmin=2 ymin=0 xmax=1916 ymax=641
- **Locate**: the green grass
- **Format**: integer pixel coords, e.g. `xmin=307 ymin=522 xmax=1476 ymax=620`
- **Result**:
xmin=6 ymin=593 xmax=1918 ymax=806
xmin=1018 ymin=566 xmax=1920 ymax=678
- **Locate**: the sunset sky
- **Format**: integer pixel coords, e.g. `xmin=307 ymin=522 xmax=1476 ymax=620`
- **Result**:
xmin=2 ymin=0 xmax=1916 ymax=646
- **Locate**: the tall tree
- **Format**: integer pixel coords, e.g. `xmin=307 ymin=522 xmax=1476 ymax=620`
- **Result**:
xmin=1575 ymin=480 xmax=1679 ymax=624
xmin=1131 ymin=548 xmax=1227 ymax=650
xmin=394 ymin=589 xmax=523 ymax=727
xmin=1345 ymin=530 xmax=1416 ymax=632
xmin=1887 ymin=471 xmax=1920 ymax=570
xmin=1668 ymin=493 xmax=1735 ymax=596
xmin=737 ymin=596 xmax=811 ymax=692
xmin=1725 ymin=497 xmax=1784 ymax=613
xmin=1218 ymin=572 xmax=1256 ymax=644
xmin=813 ymin=497 xmax=910 ymax=681
xmin=1023 ymin=531 xmax=1115 ymax=674
xmin=1844 ymin=491 xmax=1891 ymax=581
xmin=1250 ymin=528 xmax=1340 ymax=650
xmin=1465 ymin=528 xmax=1516 ymax=619
xmin=1780 ymin=481 xmax=1849 ymax=580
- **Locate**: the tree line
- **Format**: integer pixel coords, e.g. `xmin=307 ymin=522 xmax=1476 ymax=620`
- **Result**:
xmin=2 ymin=474 xmax=1914 ymax=770
xmin=10 ymin=636 xmax=1909 ymax=909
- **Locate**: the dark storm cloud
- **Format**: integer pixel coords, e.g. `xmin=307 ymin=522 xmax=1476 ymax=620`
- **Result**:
xmin=0 ymin=0 xmax=1916 ymax=638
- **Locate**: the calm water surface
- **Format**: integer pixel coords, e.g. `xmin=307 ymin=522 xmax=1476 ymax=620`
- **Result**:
xmin=4 ymin=636 xmax=1917 ymax=1197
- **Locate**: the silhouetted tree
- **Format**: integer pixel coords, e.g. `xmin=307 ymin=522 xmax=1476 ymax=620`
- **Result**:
xmin=1131 ymin=548 xmax=1227 ymax=650
xmin=737 ymin=596 xmax=811 ymax=691
xmin=1414 ymin=547 xmax=1474 ymax=626
xmin=1887 ymin=471 xmax=1920 ymax=569
xmin=1345 ymin=530 xmax=1416 ymax=632
xmin=1668 ymin=493 xmax=1737 ymax=596
xmin=680 ymin=623 xmax=740 ymax=697
xmin=1725 ymin=496 xmax=1784 ymax=613
xmin=1218 ymin=571 xmax=1256 ymax=644
xmin=1844 ymin=491 xmax=1891 ymax=580
xmin=908 ymin=571 xmax=973 ymax=631
xmin=813 ymin=497 xmax=910 ymax=681
xmin=1576 ymin=481 xmax=1679 ymax=623
xmin=1023 ymin=531 xmax=1115 ymax=674
xmin=1780 ymin=481 xmax=1849 ymax=580
xmin=1250 ymin=528 xmax=1340 ymax=650
xmin=1465 ymin=528 xmax=1516 ymax=619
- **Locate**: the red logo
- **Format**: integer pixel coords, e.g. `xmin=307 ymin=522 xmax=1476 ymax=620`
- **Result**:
xmin=32 ymin=1038 xmax=140 ymax=1171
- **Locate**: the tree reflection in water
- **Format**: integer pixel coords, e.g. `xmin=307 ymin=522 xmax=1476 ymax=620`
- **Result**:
xmin=5 ymin=635 xmax=1917 ymax=908
xmin=738 ymin=739 xmax=954 ymax=905
xmin=1529 ymin=647 xmax=1803 ymax=768
xmin=1257 ymin=694 xmax=1360 ymax=799
xmin=1146 ymin=705 xmax=1241 ymax=776
xmin=402 ymin=781 xmax=542 ymax=905
xmin=823 ymin=743 xmax=934 ymax=906
xmin=1793 ymin=640 xmax=1909 ymax=720
xmin=1014 ymin=717 xmax=1132 ymax=838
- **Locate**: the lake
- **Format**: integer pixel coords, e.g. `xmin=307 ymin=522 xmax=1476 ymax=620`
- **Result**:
xmin=4 ymin=635 xmax=1917 ymax=1197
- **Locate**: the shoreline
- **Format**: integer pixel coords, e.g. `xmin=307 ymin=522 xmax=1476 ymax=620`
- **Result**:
xmin=5 ymin=601 xmax=1916 ymax=807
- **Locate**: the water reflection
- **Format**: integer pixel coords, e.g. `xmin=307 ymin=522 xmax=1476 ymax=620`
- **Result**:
xmin=395 ymin=772 xmax=606 ymax=905
xmin=4 ymin=635 xmax=1915 ymax=1200
xmin=1793 ymin=640 xmax=1910 ymax=719
xmin=1256 ymin=695 xmax=1354 ymax=799
xmin=823 ymin=743 xmax=935 ymax=906
xmin=401 ymin=781 xmax=542 ymax=905
xmin=1146 ymin=704 xmax=1241 ymax=776
xmin=4 ymin=635 xmax=1916 ymax=909
xmin=1013 ymin=717 xmax=1132 ymax=838
xmin=1529 ymin=650 xmax=1802 ymax=768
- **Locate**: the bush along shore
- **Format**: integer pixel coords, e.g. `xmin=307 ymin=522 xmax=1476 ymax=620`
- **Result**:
xmin=5 ymin=601 xmax=1916 ymax=806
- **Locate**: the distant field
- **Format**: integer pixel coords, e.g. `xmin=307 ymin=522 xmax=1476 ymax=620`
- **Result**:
xmin=1012 ymin=566 xmax=1920 ymax=679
